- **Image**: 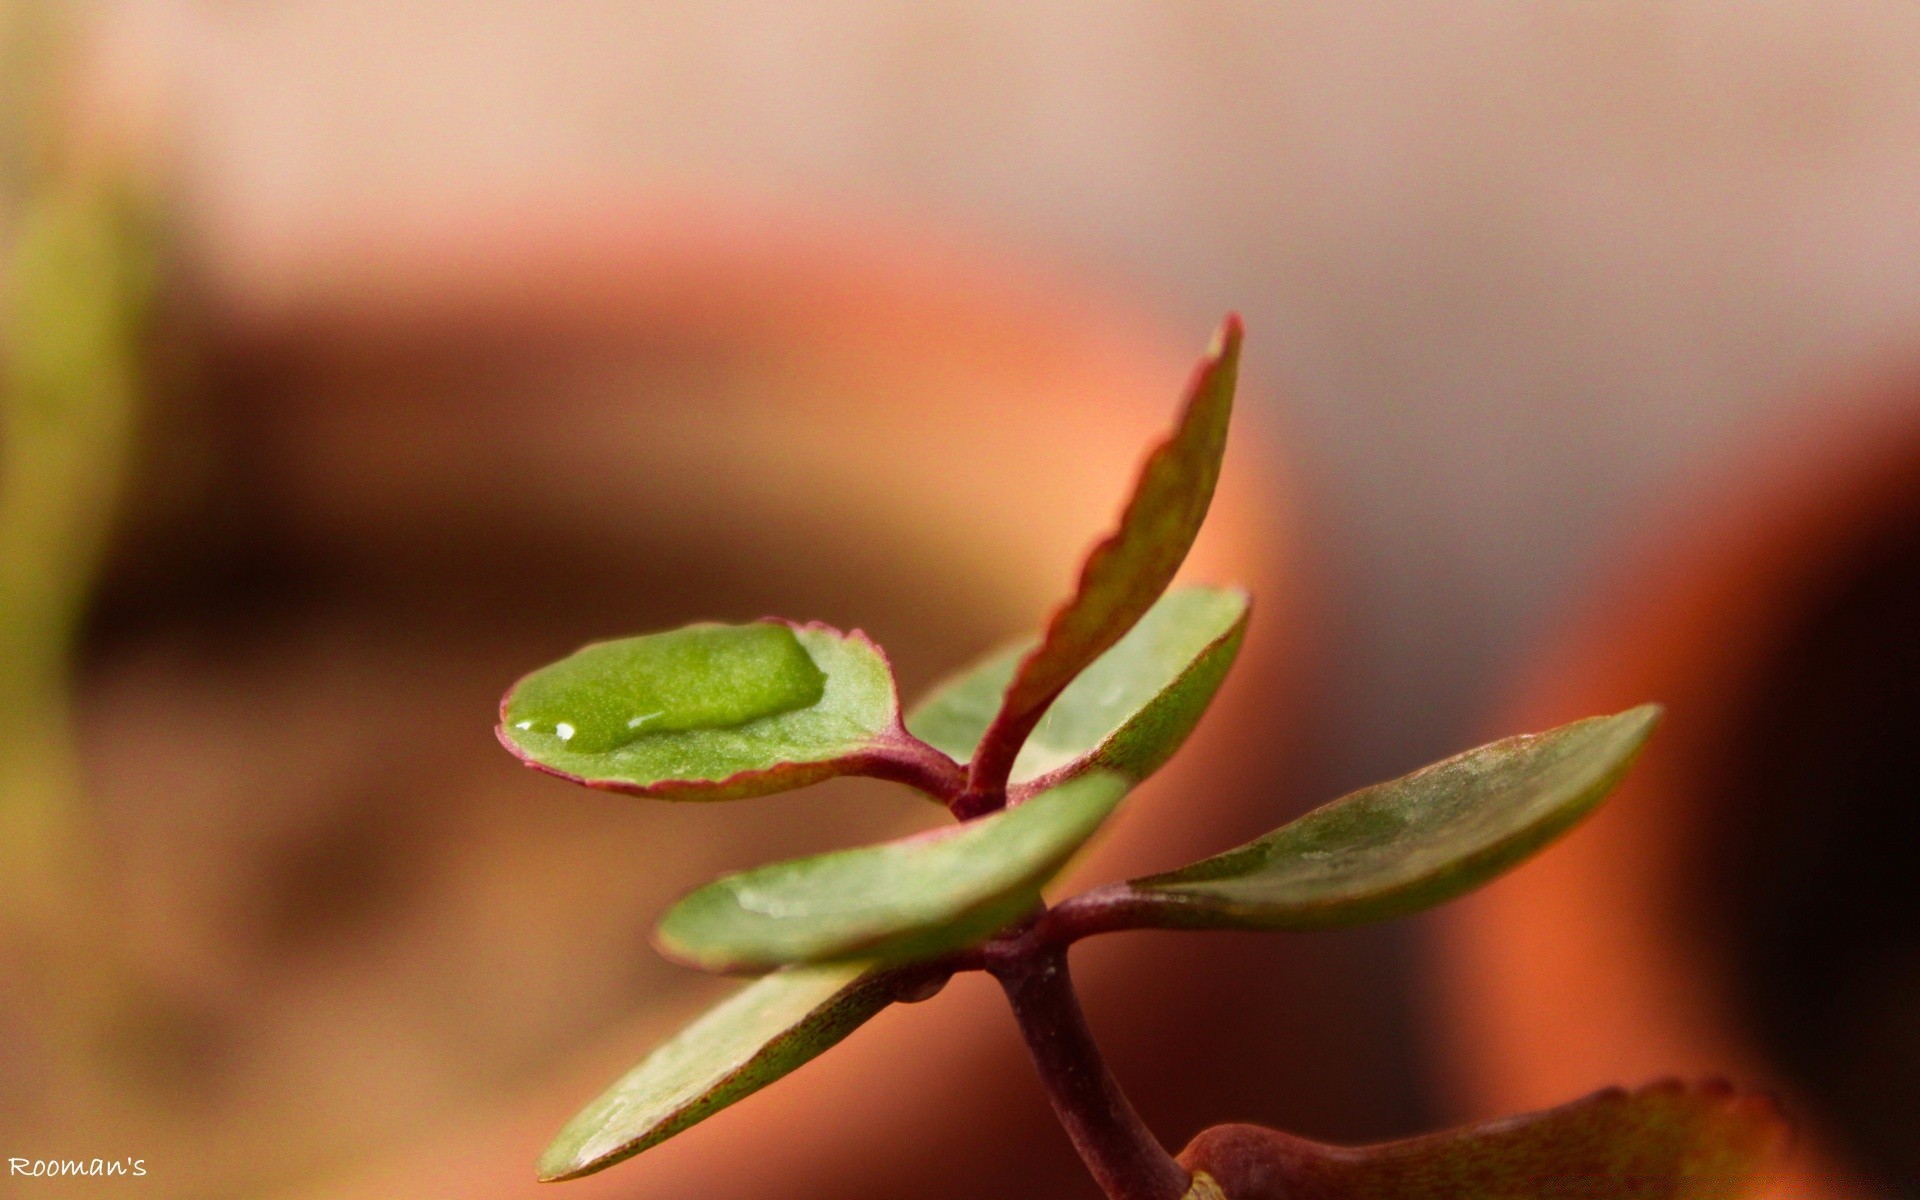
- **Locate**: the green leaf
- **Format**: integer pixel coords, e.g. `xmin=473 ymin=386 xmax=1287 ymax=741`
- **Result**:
xmin=656 ymin=771 xmax=1130 ymax=972
xmin=963 ymin=317 xmax=1241 ymax=799
xmin=1115 ymin=706 xmax=1659 ymax=930
xmin=507 ymin=622 xmax=827 ymax=754
xmin=909 ymin=586 xmax=1249 ymax=793
xmin=539 ymin=963 xmax=901 ymax=1181
xmin=499 ymin=620 xmax=961 ymax=801
xmin=1177 ymin=1080 xmax=1787 ymax=1200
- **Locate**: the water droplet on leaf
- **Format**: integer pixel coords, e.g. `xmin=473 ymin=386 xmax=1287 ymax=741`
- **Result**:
xmin=505 ymin=622 xmax=828 ymax=754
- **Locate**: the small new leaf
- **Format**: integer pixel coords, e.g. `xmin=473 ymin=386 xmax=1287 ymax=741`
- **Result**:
xmin=499 ymin=620 xmax=960 ymax=801
xmin=656 ymin=771 xmax=1130 ymax=973
xmin=1182 ymin=1173 xmax=1229 ymax=1200
xmin=1111 ymin=706 xmax=1658 ymax=931
xmin=539 ymin=963 xmax=900 ymax=1181
xmin=910 ymin=586 xmax=1249 ymax=795
xmin=1178 ymin=1080 xmax=1787 ymax=1200
xmin=963 ymin=317 xmax=1241 ymax=801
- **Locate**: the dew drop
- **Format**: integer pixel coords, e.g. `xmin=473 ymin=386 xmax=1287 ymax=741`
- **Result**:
xmin=504 ymin=622 xmax=828 ymax=754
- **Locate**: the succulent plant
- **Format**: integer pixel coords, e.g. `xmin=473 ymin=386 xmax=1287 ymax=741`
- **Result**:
xmin=498 ymin=317 xmax=1786 ymax=1200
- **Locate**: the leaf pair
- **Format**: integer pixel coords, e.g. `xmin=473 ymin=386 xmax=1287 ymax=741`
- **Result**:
xmin=502 ymin=581 xmax=1251 ymax=976
xmin=500 ymin=316 xmax=1246 ymax=812
xmin=534 ymin=704 xmax=1667 ymax=1181
xmin=951 ymin=316 xmax=1242 ymax=805
xmin=511 ymin=318 xmax=1254 ymax=1179
xmin=498 ymin=316 xmax=1253 ymax=981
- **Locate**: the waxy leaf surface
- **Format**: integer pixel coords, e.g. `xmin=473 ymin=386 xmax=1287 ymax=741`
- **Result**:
xmin=539 ymin=963 xmax=898 ymax=1181
xmin=909 ymin=586 xmax=1249 ymax=793
xmin=964 ymin=317 xmax=1241 ymax=797
xmin=657 ymin=771 xmax=1130 ymax=972
xmin=1178 ymin=1080 xmax=1786 ymax=1200
xmin=499 ymin=621 xmax=955 ymax=801
xmin=1119 ymin=706 xmax=1659 ymax=930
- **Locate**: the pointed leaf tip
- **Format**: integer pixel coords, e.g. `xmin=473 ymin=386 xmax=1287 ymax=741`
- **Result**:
xmin=1210 ymin=312 xmax=1244 ymax=357
xmin=963 ymin=320 xmax=1242 ymax=801
xmin=1117 ymin=706 xmax=1660 ymax=931
xmin=1178 ymin=1078 xmax=1787 ymax=1200
xmin=655 ymin=771 xmax=1130 ymax=973
xmin=539 ymin=963 xmax=901 ymax=1180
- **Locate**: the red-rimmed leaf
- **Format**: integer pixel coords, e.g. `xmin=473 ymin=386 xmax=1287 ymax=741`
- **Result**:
xmin=499 ymin=620 xmax=962 ymax=802
xmin=1179 ymin=1080 xmax=1788 ymax=1200
xmin=960 ymin=316 xmax=1241 ymax=808
xmin=539 ymin=962 xmax=911 ymax=1181
xmin=1073 ymin=708 xmax=1658 ymax=934
xmin=655 ymin=771 xmax=1130 ymax=973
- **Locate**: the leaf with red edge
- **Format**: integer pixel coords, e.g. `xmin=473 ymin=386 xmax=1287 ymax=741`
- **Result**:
xmin=1178 ymin=1080 xmax=1788 ymax=1200
xmin=655 ymin=771 xmax=1130 ymax=973
xmin=538 ymin=962 xmax=913 ymax=1181
xmin=499 ymin=620 xmax=962 ymax=802
xmin=1085 ymin=707 xmax=1658 ymax=933
xmin=961 ymin=316 xmax=1242 ymax=806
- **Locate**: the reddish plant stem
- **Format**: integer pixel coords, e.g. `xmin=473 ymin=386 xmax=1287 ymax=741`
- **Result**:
xmin=861 ymin=732 xmax=969 ymax=803
xmin=949 ymin=783 xmax=1005 ymax=821
xmin=963 ymin=702 xmax=1050 ymax=810
xmin=1034 ymin=882 xmax=1193 ymax=942
xmin=991 ymin=943 xmax=1191 ymax=1200
xmin=938 ymin=884 xmax=1195 ymax=981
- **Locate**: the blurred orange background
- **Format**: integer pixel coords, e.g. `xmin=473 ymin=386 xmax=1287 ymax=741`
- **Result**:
xmin=6 ymin=4 xmax=1920 ymax=1198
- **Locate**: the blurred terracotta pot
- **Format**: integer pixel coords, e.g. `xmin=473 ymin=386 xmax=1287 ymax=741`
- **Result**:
xmin=74 ymin=196 xmax=1307 ymax=1198
xmin=1436 ymin=373 xmax=1920 ymax=1200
